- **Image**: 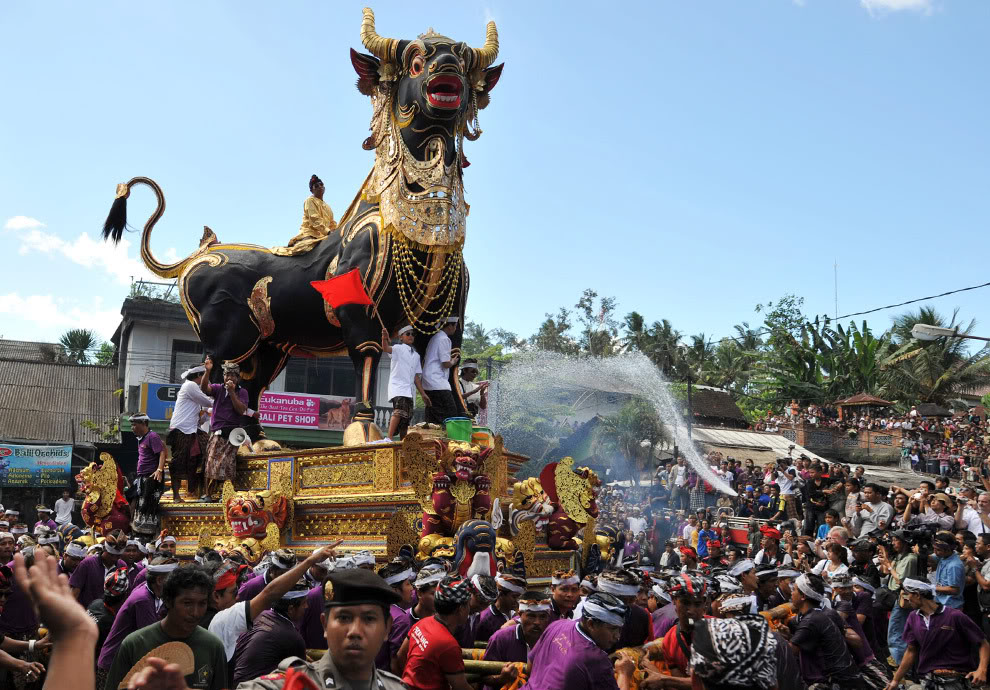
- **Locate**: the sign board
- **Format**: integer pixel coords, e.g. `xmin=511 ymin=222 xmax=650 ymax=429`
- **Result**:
xmin=140 ymin=383 xmax=353 ymax=432
xmin=0 ymin=443 xmax=73 ymax=487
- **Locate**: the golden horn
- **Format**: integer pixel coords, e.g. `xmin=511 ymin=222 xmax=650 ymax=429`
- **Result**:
xmin=360 ymin=7 xmax=394 ymax=61
xmin=473 ymin=21 xmax=499 ymax=70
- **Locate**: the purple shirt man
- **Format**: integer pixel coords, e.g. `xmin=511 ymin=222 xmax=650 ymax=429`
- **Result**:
xmin=652 ymin=601 xmax=678 ymax=638
xmin=903 ymin=604 xmax=985 ymax=675
xmin=483 ymin=624 xmax=529 ymax=690
xmin=33 ymin=519 xmax=56 ymax=532
xmin=521 ymin=618 xmax=618 ymax=690
xmin=208 ymin=383 xmax=250 ymax=431
xmin=475 ymin=604 xmax=510 ymax=644
xmin=135 ymin=430 xmax=165 ymax=477
xmin=0 ymin=562 xmax=37 ymax=636
xmin=97 ymin=583 xmax=165 ymax=669
xmin=236 ymin=572 xmax=267 ymax=602
xmin=69 ymin=553 xmax=126 ymax=608
xmin=295 ymin=585 xmax=327 ymax=650
xmin=375 ymin=604 xmax=414 ymax=672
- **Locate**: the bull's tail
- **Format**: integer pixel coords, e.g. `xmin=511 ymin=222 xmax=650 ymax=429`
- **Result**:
xmin=101 ymin=176 xmax=197 ymax=279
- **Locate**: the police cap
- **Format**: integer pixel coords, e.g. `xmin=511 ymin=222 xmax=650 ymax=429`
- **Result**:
xmin=324 ymin=567 xmax=402 ymax=610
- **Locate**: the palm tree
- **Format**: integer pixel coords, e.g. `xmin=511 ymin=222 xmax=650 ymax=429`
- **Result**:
xmin=882 ymin=307 xmax=990 ymax=404
xmin=58 ymin=329 xmax=97 ymax=364
xmin=595 ymin=399 xmax=669 ymax=477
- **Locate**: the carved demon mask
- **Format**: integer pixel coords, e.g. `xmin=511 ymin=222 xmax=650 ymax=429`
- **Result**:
xmin=224 ymin=490 xmax=288 ymax=540
xmin=440 ymin=440 xmax=491 ymax=482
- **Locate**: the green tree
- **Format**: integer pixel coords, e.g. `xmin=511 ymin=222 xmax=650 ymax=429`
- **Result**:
xmin=881 ymin=306 xmax=990 ymax=404
xmin=574 ymin=289 xmax=619 ymax=357
xmin=94 ymin=342 xmax=116 ymax=366
xmin=129 ymin=280 xmax=180 ymax=303
xmin=529 ymin=308 xmax=579 ymax=355
xmin=595 ymin=399 xmax=669 ymax=478
xmin=59 ymin=329 xmax=97 ymax=364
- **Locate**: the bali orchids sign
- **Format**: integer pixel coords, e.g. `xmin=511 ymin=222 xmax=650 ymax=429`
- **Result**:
xmin=0 ymin=443 xmax=72 ymax=487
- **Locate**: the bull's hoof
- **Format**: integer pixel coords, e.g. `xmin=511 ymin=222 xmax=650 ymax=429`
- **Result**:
xmin=342 ymin=419 xmax=385 ymax=446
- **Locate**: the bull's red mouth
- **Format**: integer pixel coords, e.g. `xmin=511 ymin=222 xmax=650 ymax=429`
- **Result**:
xmin=426 ymin=75 xmax=462 ymax=109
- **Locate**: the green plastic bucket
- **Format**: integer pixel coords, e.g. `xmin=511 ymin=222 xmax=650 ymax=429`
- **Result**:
xmin=471 ymin=426 xmax=493 ymax=448
xmin=444 ymin=417 xmax=473 ymax=442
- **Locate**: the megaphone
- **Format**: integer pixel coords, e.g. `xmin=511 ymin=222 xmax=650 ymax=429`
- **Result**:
xmin=227 ymin=428 xmax=250 ymax=447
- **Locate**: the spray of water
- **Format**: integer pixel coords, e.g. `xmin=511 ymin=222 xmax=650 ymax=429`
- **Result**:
xmin=497 ymin=351 xmax=737 ymax=496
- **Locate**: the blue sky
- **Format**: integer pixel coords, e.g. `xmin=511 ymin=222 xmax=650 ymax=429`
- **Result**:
xmin=2 ymin=0 xmax=987 ymax=350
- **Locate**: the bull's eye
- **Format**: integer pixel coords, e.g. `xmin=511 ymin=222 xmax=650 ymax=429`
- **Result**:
xmin=409 ymin=54 xmax=424 ymax=77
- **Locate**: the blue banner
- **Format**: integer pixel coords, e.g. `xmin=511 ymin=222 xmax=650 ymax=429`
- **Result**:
xmin=0 ymin=443 xmax=73 ymax=487
xmin=141 ymin=382 xmax=182 ymax=421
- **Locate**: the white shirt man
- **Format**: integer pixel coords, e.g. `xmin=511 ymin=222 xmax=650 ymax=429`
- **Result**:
xmin=170 ymin=372 xmax=214 ymax=434
xmin=387 ymin=338 xmax=423 ymax=400
xmin=957 ymin=494 xmax=990 ymax=535
xmin=627 ymin=514 xmax=647 ymax=535
xmin=54 ymin=493 xmax=74 ymax=526
xmin=423 ymin=327 xmax=453 ymax=391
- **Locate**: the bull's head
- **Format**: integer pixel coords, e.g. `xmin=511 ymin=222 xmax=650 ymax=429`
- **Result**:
xmin=351 ymin=8 xmax=502 ymax=168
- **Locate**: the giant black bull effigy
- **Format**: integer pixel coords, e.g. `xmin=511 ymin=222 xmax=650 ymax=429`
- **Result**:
xmin=102 ymin=8 xmax=503 ymax=419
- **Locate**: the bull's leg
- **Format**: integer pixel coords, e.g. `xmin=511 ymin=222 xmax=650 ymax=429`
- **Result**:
xmin=335 ymin=304 xmax=384 ymax=420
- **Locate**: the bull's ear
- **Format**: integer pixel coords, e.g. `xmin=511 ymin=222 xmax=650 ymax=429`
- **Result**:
xmin=350 ymin=48 xmax=380 ymax=96
xmin=477 ymin=63 xmax=503 ymax=109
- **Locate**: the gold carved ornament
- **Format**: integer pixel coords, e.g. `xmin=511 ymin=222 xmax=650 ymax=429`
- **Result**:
xmin=554 ymin=457 xmax=597 ymax=525
xmin=247 ymin=276 xmax=275 ymax=338
xmin=401 ymin=433 xmax=438 ymax=512
xmin=84 ymin=453 xmax=120 ymax=520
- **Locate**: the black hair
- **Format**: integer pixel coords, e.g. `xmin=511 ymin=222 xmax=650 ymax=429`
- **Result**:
xmin=378 ymin=561 xmax=411 ymax=591
xmin=846 ymin=477 xmax=860 ymax=489
xmin=309 ymin=174 xmax=323 ymax=192
xmin=162 ymin=564 xmax=213 ymax=606
xmin=920 ymin=480 xmax=935 ymax=491
xmin=802 ymin=573 xmax=826 ymax=598
xmin=274 ymin=593 xmax=308 ymax=617
xmin=865 ymin=482 xmax=886 ymax=494
xmin=825 ymin=509 xmax=840 ymax=521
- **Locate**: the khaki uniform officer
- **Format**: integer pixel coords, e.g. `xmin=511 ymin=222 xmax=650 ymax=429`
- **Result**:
xmin=235 ymin=568 xmax=406 ymax=690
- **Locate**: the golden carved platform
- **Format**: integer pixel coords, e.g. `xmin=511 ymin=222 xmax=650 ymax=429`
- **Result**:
xmin=159 ymin=437 xmax=579 ymax=580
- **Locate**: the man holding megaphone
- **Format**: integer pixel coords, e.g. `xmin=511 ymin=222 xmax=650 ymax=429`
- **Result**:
xmin=200 ymin=357 xmax=252 ymax=503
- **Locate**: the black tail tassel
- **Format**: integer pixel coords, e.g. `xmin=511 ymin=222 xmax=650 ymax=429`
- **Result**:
xmin=102 ymin=195 xmax=128 ymax=244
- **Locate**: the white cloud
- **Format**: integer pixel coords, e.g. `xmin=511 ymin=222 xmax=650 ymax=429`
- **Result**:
xmin=0 ymin=293 xmax=121 ymax=341
xmin=3 ymin=216 xmax=45 ymax=231
xmin=9 ymin=225 xmax=176 ymax=285
xmin=860 ymin=0 xmax=933 ymax=14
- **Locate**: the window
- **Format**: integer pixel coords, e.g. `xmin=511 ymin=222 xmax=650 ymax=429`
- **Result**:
xmin=283 ymin=356 xmax=358 ymax=398
xmin=171 ymin=340 xmax=204 ymax=382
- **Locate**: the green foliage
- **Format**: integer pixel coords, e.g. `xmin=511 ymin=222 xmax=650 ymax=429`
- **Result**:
xmin=58 ymin=329 xmax=97 ymax=364
xmin=95 ymin=342 xmax=116 ymax=366
xmin=595 ymin=399 xmax=669 ymax=477
xmin=529 ymin=308 xmax=580 ymax=355
xmin=129 ymin=280 xmax=180 ymax=303
xmin=982 ymin=393 xmax=990 ymax=410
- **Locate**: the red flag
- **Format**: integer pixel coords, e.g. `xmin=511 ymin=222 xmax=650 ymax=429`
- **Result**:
xmin=310 ymin=268 xmax=373 ymax=309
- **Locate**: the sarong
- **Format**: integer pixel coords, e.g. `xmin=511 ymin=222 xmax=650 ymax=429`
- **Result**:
xmin=205 ymin=433 xmax=238 ymax=482
xmin=166 ymin=428 xmax=207 ymax=478
xmin=131 ymin=475 xmax=163 ymax=535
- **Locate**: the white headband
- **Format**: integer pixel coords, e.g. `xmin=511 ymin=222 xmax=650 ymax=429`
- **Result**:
xmin=795 ymin=574 xmax=823 ymax=602
xmin=103 ymin=543 xmax=124 ymax=555
xmin=65 ymin=543 xmax=87 ymax=559
xmin=460 ymin=363 xmax=478 ymax=371
xmin=495 ymin=576 xmax=525 ymax=594
xmin=181 ymin=365 xmax=206 ymax=378
xmin=728 ymin=559 xmax=755 ymax=577
xmin=445 ymin=316 xmax=460 ymax=324
xmin=902 ymin=578 xmax=935 ymax=595
xmin=552 ymin=575 xmax=580 ymax=586
xmin=146 ymin=563 xmax=178 ymax=574
xmin=852 ymin=577 xmax=876 ymax=593
xmin=652 ymin=584 xmax=671 ymax=603
xmin=38 ymin=536 xmax=59 ymax=545
xmin=385 ymin=568 xmax=415 ymax=586
xmin=11 ymin=527 xmax=27 ymax=535
xmin=518 ymin=601 xmax=552 ymax=612
xmin=415 ymin=569 xmax=445 ymax=588
xmin=353 ymin=552 xmax=376 ymax=566
xmin=597 ymin=580 xmax=641 ymax=597
xmin=271 ymin=553 xmax=296 ymax=570
xmin=720 ymin=595 xmax=756 ymax=611
xmin=580 ymin=578 xmax=598 ymax=592
xmin=582 ymin=601 xmax=625 ymax=626
xmin=777 ymin=569 xmax=801 ymax=579
xmin=398 ymin=325 xmax=414 ymax=336
xmin=130 ymin=414 xmax=151 ymax=423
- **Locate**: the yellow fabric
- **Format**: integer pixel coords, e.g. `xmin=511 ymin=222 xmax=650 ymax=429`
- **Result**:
xmin=271 ymin=196 xmax=336 ymax=256
xmin=503 ymin=662 xmax=529 ymax=690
